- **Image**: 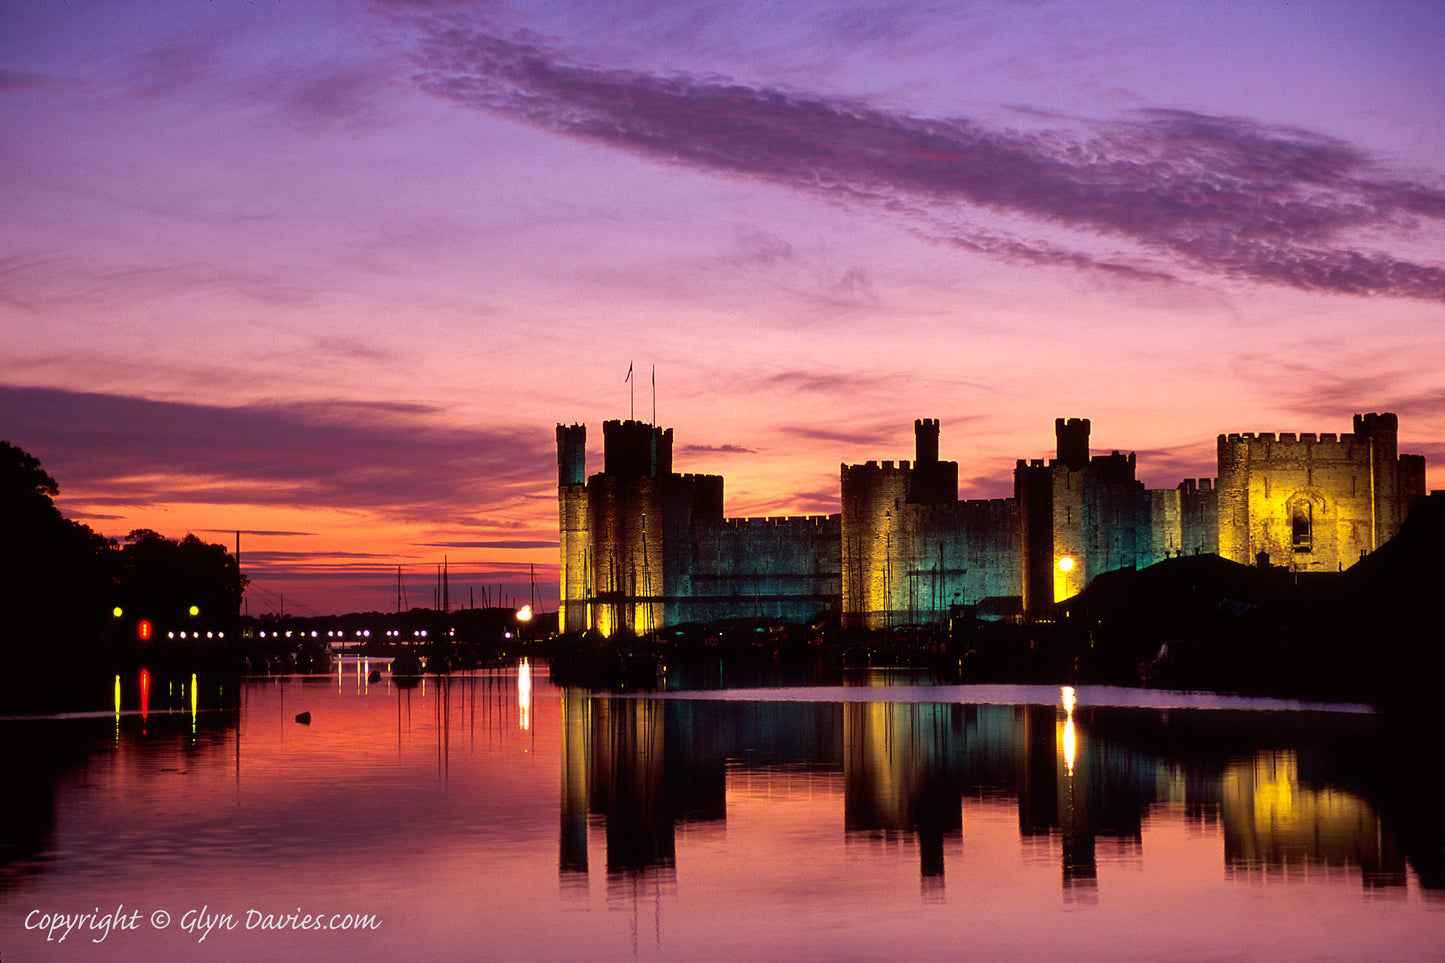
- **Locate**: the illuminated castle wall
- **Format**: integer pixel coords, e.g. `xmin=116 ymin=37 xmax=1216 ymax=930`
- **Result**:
xmin=557 ymin=420 xmax=837 ymax=635
xmin=840 ymin=419 xmax=1019 ymax=630
xmin=558 ymin=413 xmax=1424 ymax=634
xmin=1216 ymin=412 xmax=1426 ymax=571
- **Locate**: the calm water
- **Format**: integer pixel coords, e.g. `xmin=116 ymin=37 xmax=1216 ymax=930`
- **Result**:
xmin=2 ymin=660 xmax=1442 ymax=962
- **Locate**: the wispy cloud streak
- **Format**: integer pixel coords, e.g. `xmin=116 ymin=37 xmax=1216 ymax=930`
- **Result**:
xmin=2 ymin=385 xmax=553 ymax=523
xmin=406 ymin=20 xmax=1445 ymax=300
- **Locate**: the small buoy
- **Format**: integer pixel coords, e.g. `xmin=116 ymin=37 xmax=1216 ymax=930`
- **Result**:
xmin=294 ymin=711 xmax=312 ymax=725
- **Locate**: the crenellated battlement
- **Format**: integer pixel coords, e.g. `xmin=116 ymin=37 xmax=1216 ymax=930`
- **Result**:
xmin=720 ymin=514 xmax=839 ymax=530
xmin=561 ymin=411 xmax=1425 ymax=633
xmin=843 ymin=459 xmax=914 ymax=475
xmin=1220 ymin=430 xmax=1366 ymax=460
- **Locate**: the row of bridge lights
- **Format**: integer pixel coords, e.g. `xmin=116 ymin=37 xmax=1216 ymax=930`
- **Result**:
xmin=141 ymin=628 xmax=439 ymax=640
xmin=250 ymin=629 xmax=431 ymax=639
xmin=115 ymin=604 xmax=529 ymax=641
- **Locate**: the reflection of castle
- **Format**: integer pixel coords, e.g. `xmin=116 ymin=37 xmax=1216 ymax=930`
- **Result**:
xmin=558 ymin=693 xmax=1406 ymax=892
xmin=557 ymin=413 xmax=1424 ymax=632
xmin=1221 ymin=752 xmax=1405 ymax=886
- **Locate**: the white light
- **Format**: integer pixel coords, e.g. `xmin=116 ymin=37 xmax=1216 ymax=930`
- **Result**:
xmin=1064 ymin=716 xmax=1077 ymax=775
xmin=516 ymin=604 xmax=533 ymax=622
xmin=1062 ymin=685 xmax=1077 ymax=775
xmin=1058 ymin=556 xmax=1074 ymax=572
xmin=518 ymin=658 xmax=532 ymax=731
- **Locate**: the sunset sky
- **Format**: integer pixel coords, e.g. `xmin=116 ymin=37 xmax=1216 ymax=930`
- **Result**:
xmin=4 ymin=0 xmax=1443 ymax=615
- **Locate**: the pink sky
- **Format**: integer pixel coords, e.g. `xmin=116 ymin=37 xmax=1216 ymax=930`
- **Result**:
xmin=3 ymin=0 xmax=1443 ymax=615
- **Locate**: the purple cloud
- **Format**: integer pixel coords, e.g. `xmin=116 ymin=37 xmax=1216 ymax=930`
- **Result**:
xmin=1 ymin=385 xmax=555 ymax=524
xmin=404 ymin=21 xmax=1445 ymax=300
xmin=679 ymin=443 xmax=757 ymax=456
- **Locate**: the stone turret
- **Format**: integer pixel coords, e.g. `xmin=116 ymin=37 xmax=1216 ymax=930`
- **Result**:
xmin=1056 ymin=418 xmax=1090 ymax=472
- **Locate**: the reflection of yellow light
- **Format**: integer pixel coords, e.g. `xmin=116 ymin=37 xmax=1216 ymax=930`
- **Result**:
xmin=114 ymin=674 xmax=122 ymax=717
xmin=1058 ymin=556 xmax=1074 ymax=572
xmin=1061 ymin=686 xmax=1077 ymax=774
xmin=518 ymin=658 xmax=532 ymax=731
xmin=190 ymin=672 xmax=198 ymax=734
xmin=1063 ymin=716 xmax=1076 ymax=775
xmin=1252 ymin=753 xmax=1297 ymax=821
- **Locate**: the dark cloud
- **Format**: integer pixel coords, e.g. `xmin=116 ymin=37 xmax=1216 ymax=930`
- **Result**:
xmin=422 ymin=540 xmax=558 ymax=549
xmin=756 ymin=370 xmax=895 ymax=395
xmin=2 ymin=385 xmax=554 ymax=524
xmin=679 ymin=443 xmax=756 ymax=455
xmin=778 ymin=423 xmax=894 ymax=448
xmin=405 ymin=21 xmax=1445 ymax=301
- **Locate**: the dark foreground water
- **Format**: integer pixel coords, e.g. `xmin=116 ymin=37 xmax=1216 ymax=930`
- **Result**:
xmin=1 ymin=660 xmax=1442 ymax=962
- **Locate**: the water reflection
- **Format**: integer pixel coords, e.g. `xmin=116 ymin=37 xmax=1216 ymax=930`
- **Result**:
xmin=560 ymin=685 xmax=1414 ymax=901
xmin=1222 ymin=752 xmax=1404 ymax=886
xmin=2 ymin=666 xmax=1441 ymax=961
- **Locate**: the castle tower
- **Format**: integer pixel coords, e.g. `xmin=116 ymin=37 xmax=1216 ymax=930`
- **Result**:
xmin=915 ymin=418 xmax=939 ymax=464
xmin=1056 ymin=418 xmax=1090 ymax=471
xmin=1215 ymin=412 xmax=1422 ymax=571
xmin=1354 ymin=412 xmax=1401 ymax=549
xmin=840 ymin=419 xmax=963 ymax=629
xmin=557 ymin=425 xmax=590 ymax=633
xmin=840 ymin=459 xmax=910 ymax=630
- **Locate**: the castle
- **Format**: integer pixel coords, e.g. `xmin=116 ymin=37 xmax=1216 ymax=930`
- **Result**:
xmin=556 ymin=413 xmax=1425 ymax=635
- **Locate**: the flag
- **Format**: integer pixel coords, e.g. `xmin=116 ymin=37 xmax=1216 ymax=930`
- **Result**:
xmin=625 ymin=362 xmax=632 ymax=382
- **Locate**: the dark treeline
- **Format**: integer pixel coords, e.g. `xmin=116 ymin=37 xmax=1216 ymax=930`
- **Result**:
xmin=1 ymin=440 xmax=244 ymax=675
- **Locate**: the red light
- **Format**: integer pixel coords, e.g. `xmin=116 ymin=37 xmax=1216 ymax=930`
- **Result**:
xmin=137 ymin=619 xmax=153 ymax=641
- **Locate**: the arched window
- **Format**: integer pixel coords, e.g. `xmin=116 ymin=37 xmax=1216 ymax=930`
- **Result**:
xmin=1291 ymin=500 xmax=1312 ymax=553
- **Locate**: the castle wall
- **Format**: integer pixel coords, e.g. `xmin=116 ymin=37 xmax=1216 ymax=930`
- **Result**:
xmin=917 ymin=499 xmax=1020 ymax=615
xmin=586 ymin=474 xmax=665 ymax=636
xmin=557 ymin=412 xmax=1424 ymax=634
xmin=685 ymin=515 xmax=841 ymax=624
xmin=1181 ymin=478 xmax=1219 ymax=558
xmin=1215 ymin=417 xmax=1418 ymax=571
xmin=1149 ymin=479 xmax=1218 ymax=564
xmin=842 ymin=454 xmax=1020 ymax=630
xmin=840 ymin=460 xmax=912 ymax=630
xmin=1016 ymin=431 xmax=1147 ymax=611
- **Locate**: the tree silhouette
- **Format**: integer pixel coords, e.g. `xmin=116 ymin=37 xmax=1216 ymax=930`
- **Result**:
xmin=0 ymin=441 xmax=116 ymax=658
xmin=1 ymin=441 xmax=245 ymax=672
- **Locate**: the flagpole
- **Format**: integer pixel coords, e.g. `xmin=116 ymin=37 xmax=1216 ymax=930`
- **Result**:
xmin=626 ymin=361 xmax=633 ymax=421
xmin=651 ymin=365 xmax=656 ymax=426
